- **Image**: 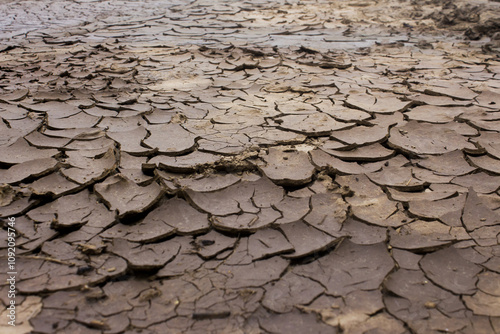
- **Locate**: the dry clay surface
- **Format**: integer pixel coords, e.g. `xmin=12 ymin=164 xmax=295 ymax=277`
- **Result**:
xmin=1 ymin=0 xmax=500 ymax=333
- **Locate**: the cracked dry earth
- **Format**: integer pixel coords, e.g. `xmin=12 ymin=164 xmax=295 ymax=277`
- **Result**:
xmin=1 ymin=0 xmax=500 ymax=333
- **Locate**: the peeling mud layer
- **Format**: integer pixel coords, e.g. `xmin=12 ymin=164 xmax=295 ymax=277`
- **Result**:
xmin=1 ymin=0 xmax=500 ymax=333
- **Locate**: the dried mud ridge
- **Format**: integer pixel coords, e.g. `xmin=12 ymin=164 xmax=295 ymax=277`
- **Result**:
xmin=1 ymin=0 xmax=500 ymax=333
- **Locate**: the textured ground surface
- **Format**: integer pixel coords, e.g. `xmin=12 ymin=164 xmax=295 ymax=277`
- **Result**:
xmin=1 ymin=0 xmax=500 ymax=333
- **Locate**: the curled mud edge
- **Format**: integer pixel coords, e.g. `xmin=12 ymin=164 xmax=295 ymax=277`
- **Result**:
xmin=0 ymin=0 xmax=500 ymax=333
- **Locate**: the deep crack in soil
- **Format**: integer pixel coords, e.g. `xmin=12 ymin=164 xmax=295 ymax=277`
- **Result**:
xmin=1 ymin=0 xmax=500 ymax=333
